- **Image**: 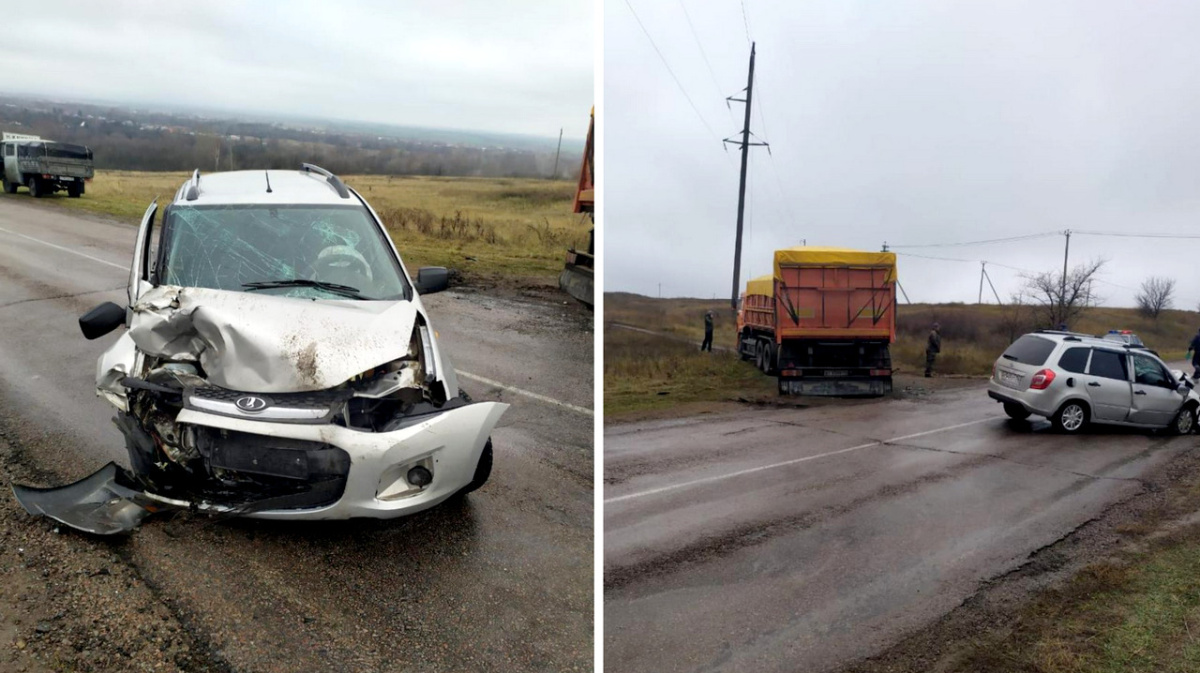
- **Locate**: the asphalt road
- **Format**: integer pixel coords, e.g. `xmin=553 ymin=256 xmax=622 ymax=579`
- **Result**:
xmin=0 ymin=196 xmax=594 ymax=672
xmin=604 ymin=384 xmax=1196 ymax=672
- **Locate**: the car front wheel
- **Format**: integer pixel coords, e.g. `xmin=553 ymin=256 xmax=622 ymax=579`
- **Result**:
xmin=1170 ymin=405 xmax=1197 ymax=436
xmin=1052 ymin=401 xmax=1089 ymax=434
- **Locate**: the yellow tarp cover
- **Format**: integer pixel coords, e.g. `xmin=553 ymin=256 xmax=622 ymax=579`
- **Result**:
xmin=744 ymin=274 xmax=774 ymax=298
xmin=773 ymin=246 xmax=896 ymax=277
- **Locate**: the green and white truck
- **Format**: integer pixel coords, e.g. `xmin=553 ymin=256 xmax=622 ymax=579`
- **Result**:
xmin=1 ymin=132 xmax=94 ymax=198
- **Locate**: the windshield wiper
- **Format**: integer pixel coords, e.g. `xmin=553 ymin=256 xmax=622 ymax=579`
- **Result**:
xmin=242 ymin=279 xmax=371 ymax=300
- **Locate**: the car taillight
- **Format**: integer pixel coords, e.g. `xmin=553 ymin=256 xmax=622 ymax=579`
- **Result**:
xmin=1029 ymin=369 xmax=1055 ymax=390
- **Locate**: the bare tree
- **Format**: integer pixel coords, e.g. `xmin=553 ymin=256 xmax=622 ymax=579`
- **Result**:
xmin=1136 ymin=276 xmax=1175 ymax=319
xmin=1021 ymin=259 xmax=1106 ymax=328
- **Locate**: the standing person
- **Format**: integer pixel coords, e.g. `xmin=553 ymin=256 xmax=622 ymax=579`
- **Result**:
xmin=700 ymin=311 xmax=714 ymax=352
xmin=925 ymin=322 xmax=941 ymax=378
xmin=1187 ymin=328 xmax=1200 ymax=380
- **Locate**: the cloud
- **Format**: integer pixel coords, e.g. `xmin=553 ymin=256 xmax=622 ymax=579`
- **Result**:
xmin=605 ymin=0 xmax=1200 ymax=310
xmin=0 ymin=0 xmax=593 ymax=138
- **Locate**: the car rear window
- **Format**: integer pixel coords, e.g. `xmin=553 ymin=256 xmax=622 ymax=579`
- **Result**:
xmin=1001 ymin=335 xmax=1056 ymax=366
xmin=1089 ymin=350 xmax=1128 ymax=381
xmin=1058 ymin=347 xmax=1090 ymax=374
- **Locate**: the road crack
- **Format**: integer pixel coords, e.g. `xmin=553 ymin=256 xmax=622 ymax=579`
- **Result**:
xmin=883 ymin=440 xmax=1150 ymax=486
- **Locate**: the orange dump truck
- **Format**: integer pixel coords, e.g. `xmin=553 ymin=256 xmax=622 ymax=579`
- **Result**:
xmin=737 ymin=247 xmax=897 ymax=396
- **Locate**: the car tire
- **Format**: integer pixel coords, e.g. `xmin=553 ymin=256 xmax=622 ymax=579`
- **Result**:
xmin=1052 ymin=401 xmax=1089 ymax=434
xmin=1170 ymin=405 xmax=1197 ymax=436
xmin=27 ymin=177 xmax=40 ymax=198
xmin=1003 ymin=402 xmax=1031 ymax=420
xmin=458 ymin=438 xmax=493 ymax=495
xmin=67 ymin=183 xmax=82 ymax=198
xmin=2 ymin=176 xmax=15 ymax=194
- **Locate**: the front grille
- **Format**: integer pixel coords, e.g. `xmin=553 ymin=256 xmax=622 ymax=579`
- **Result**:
xmin=185 ymin=386 xmax=350 ymax=423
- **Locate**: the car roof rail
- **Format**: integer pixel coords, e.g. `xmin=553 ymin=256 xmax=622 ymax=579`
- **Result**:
xmin=185 ymin=169 xmax=200 ymax=201
xmin=300 ymin=163 xmax=350 ymax=199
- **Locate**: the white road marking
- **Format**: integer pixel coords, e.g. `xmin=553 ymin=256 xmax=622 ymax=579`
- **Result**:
xmin=0 ymin=225 xmax=591 ymax=417
xmin=458 ymin=370 xmax=593 ymax=417
xmin=604 ymin=416 xmax=1000 ymax=504
xmin=0 ymin=225 xmax=127 ymax=271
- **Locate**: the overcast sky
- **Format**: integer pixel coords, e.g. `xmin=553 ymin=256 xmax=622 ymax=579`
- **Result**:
xmin=605 ymin=0 xmax=1200 ymax=310
xmin=0 ymin=0 xmax=592 ymax=139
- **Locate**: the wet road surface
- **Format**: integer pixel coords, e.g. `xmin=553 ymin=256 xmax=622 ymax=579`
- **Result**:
xmin=0 ymin=196 xmax=594 ymax=672
xmin=604 ymin=387 xmax=1195 ymax=672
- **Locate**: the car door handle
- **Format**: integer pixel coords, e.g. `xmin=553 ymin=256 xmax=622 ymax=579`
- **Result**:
xmin=1088 ymin=382 xmax=1101 ymax=387
xmin=1134 ymin=390 xmax=1147 ymax=395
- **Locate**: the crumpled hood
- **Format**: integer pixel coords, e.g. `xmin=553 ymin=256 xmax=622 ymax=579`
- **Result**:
xmin=129 ymin=285 xmax=418 ymax=393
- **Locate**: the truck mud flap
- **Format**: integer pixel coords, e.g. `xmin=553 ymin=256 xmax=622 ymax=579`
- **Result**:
xmin=559 ymin=263 xmax=593 ymax=308
xmin=12 ymin=462 xmax=170 ymax=535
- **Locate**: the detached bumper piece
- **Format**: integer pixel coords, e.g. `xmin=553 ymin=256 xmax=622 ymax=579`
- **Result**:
xmin=12 ymin=462 xmax=167 ymax=535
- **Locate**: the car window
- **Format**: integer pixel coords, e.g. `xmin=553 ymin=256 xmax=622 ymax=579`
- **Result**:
xmin=3 ymin=144 xmax=11 ymax=157
xmin=1058 ymin=347 xmax=1090 ymax=374
xmin=1088 ymin=350 xmax=1128 ymax=381
xmin=1132 ymin=353 xmax=1172 ymax=387
xmin=158 ymin=204 xmax=409 ymax=300
xmin=1001 ymin=335 xmax=1056 ymax=366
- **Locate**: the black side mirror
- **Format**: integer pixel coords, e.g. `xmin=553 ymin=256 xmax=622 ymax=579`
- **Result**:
xmin=79 ymin=302 xmax=125 ymax=340
xmin=414 ymin=267 xmax=450 ymax=295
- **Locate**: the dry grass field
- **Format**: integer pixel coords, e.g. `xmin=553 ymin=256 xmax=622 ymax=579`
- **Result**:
xmin=1 ymin=170 xmax=591 ymax=285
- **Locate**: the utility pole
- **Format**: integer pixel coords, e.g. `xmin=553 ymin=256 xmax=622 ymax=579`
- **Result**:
xmin=214 ymin=145 xmax=221 ymax=172
xmin=552 ymin=128 xmax=563 ymax=179
xmin=979 ymin=262 xmax=986 ymax=304
xmin=1060 ymin=229 xmax=1071 ymax=322
xmin=724 ymin=42 xmax=768 ymax=309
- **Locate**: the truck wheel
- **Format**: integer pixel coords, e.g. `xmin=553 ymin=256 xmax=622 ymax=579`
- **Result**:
xmin=27 ymin=177 xmax=41 ymax=198
xmin=1003 ymin=402 xmax=1031 ymax=420
xmin=1 ymin=177 xmax=15 ymax=194
xmin=67 ymin=183 xmax=82 ymax=198
xmin=762 ymin=342 xmax=775 ymax=375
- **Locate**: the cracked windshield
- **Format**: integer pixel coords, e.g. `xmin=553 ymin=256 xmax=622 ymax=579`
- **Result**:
xmin=159 ymin=204 xmax=407 ymax=300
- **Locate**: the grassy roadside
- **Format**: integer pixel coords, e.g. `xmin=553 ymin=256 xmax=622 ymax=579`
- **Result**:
xmin=923 ymin=477 xmax=1200 ymax=673
xmin=0 ymin=170 xmax=590 ymax=285
xmin=604 ymin=326 xmax=775 ymax=420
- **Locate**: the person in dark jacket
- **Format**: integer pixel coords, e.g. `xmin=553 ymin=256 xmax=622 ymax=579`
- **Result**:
xmin=700 ymin=311 xmax=714 ymax=352
xmin=1187 ymin=328 xmax=1200 ymax=380
xmin=924 ymin=322 xmax=941 ymax=377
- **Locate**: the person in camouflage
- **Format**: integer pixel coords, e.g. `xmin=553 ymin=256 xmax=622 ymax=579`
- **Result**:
xmin=700 ymin=311 xmax=714 ymax=352
xmin=924 ymin=322 xmax=941 ymax=378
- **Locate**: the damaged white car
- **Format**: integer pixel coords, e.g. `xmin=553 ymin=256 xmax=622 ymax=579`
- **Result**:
xmin=14 ymin=165 xmax=507 ymax=534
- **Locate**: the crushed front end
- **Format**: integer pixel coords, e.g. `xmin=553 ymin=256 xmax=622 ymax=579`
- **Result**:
xmin=15 ymin=287 xmax=507 ymax=534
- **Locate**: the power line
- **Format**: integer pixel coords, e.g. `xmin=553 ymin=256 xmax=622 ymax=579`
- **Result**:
xmin=889 ymin=232 xmax=1061 ymax=249
xmin=624 ymin=0 xmax=722 ymax=145
xmin=1075 ymin=230 xmax=1200 ymax=240
xmin=678 ymin=0 xmax=733 ymax=123
xmin=739 ymin=0 xmax=752 ymax=45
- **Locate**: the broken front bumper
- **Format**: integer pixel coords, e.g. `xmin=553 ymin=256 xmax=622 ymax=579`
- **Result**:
xmin=14 ymin=401 xmax=507 ymax=534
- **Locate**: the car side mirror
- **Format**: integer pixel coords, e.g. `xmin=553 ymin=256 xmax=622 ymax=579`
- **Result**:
xmin=414 ymin=267 xmax=449 ymax=295
xmin=79 ymin=302 xmax=125 ymax=340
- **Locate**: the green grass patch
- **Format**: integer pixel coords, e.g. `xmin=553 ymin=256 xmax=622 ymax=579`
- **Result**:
xmin=604 ymin=327 xmax=774 ymax=419
xmin=956 ymin=531 xmax=1200 ymax=673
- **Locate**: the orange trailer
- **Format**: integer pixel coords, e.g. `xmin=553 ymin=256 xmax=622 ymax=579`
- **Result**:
xmin=737 ymin=247 xmax=897 ymax=396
